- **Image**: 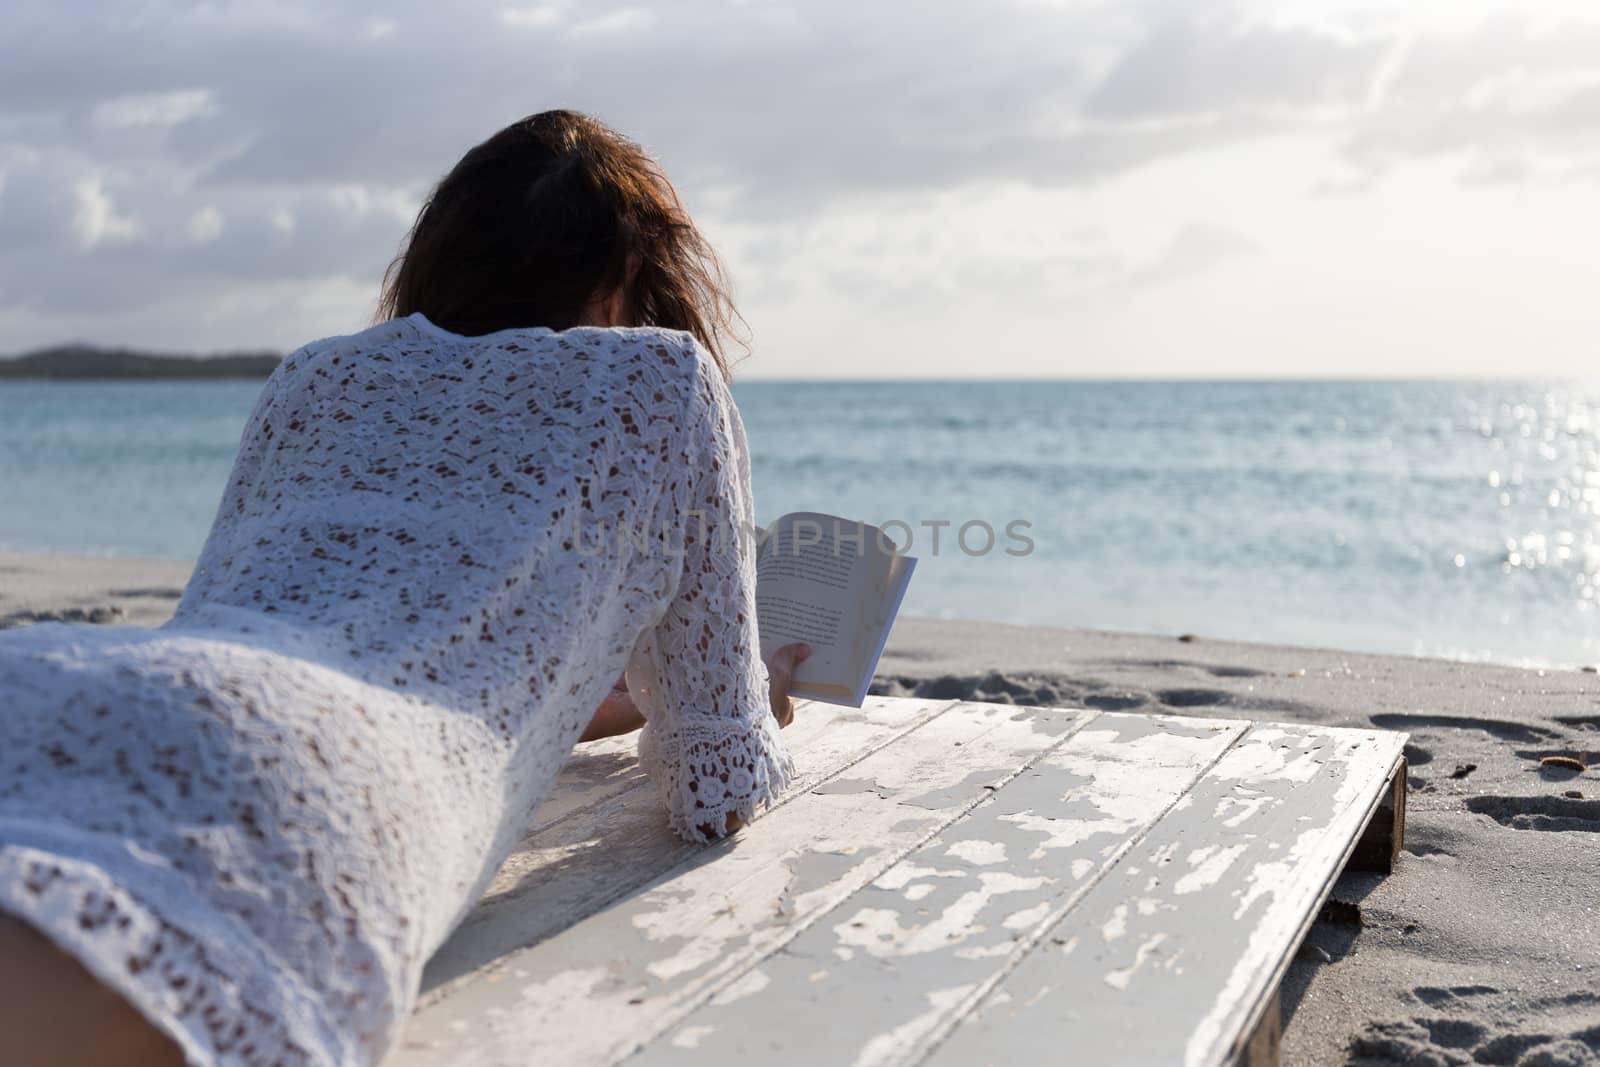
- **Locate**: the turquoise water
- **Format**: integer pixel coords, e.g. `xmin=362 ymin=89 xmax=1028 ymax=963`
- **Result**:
xmin=3 ymin=379 xmax=1597 ymax=667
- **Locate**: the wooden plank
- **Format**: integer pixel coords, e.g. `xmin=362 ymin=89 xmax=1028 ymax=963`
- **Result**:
xmin=508 ymin=733 xmax=651 ymax=837
xmin=478 ymin=699 xmax=854 ymax=900
xmin=1232 ymin=989 xmax=1281 ymax=1067
xmin=420 ymin=696 xmax=955 ymax=997
xmin=634 ymin=712 xmax=1249 ymax=1067
xmin=394 ymin=701 xmax=1094 ymax=1065
xmin=924 ymin=722 xmax=1407 ymax=1067
xmin=1346 ymin=755 xmax=1407 ymax=873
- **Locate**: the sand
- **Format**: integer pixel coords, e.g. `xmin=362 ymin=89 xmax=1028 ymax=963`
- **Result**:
xmin=0 ymin=550 xmax=192 ymax=629
xmin=4 ymin=550 xmax=1597 ymax=1065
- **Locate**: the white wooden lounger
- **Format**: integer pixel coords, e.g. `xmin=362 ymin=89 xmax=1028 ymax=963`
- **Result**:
xmin=390 ymin=697 xmax=1407 ymax=1067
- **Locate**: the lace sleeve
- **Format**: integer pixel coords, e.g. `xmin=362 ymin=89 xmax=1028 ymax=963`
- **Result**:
xmin=627 ymin=343 xmax=795 ymax=843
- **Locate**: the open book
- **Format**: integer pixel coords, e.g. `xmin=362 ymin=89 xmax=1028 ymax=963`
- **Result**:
xmin=754 ymin=511 xmax=916 ymax=707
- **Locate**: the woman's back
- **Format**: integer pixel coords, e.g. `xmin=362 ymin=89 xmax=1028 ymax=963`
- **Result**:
xmin=176 ymin=313 xmax=711 ymax=690
xmin=0 ymin=107 xmax=810 ymax=1067
xmin=0 ymin=312 xmax=791 ymax=1066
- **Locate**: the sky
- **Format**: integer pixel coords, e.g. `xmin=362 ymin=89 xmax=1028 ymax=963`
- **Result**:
xmin=2 ymin=0 xmax=1600 ymax=378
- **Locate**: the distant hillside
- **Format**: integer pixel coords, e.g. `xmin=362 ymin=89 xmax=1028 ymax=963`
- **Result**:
xmin=0 ymin=344 xmax=282 ymax=380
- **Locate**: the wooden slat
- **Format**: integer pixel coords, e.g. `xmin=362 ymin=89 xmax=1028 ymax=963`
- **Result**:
xmin=634 ymin=712 xmax=1249 ymax=1067
xmin=1347 ymin=756 xmax=1407 ymax=873
xmin=923 ymin=722 xmax=1407 ymax=1067
xmin=395 ymin=701 xmax=1094 ymax=1064
xmin=514 ymin=730 xmax=674 ymax=839
xmin=516 ymin=699 xmax=914 ymax=841
xmin=419 ymin=696 xmax=955 ymax=997
xmin=1234 ymin=989 xmax=1282 ymax=1067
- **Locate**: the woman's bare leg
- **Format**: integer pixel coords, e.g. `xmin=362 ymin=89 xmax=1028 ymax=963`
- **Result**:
xmin=0 ymin=912 xmax=186 ymax=1067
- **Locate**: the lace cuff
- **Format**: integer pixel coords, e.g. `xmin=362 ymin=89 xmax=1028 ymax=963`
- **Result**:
xmin=637 ymin=709 xmax=795 ymax=843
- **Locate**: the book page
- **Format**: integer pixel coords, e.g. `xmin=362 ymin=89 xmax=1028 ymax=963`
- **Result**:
xmin=843 ymin=553 xmax=916 ymax=704
xmin=755 ymin=512 xmax=901 ymax=702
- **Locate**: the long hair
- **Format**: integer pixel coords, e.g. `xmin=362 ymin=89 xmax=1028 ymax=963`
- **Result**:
xmin=377 ymin=110 xmax=744 ymax=376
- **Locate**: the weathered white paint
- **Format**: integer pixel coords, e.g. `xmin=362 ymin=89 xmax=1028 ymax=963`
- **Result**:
xmin=416 ymin=696 xmax=955 ymax=998
xmin=852 ymin=984 xmax=978 ymax=1067
xmin=1185 ymin=731 xmax=1404 ymax=1065
xmin=393 ymin=700 xmax=1092 ymax=1065
xmin=925 ymin=723 xmax=1405 ymax=1067
xmin=668 ymin=1025 xmax=713 ymax=1050
xmin=944 ymin=839 xmax=1007 ymax=866
xmin=387 ymin=700 xmax=1405 ymax=1067
xmin=1173 ymin=843 xmax=1248 ymax=895
xmin=636 ymin=712 xmax=1247 ymax=1067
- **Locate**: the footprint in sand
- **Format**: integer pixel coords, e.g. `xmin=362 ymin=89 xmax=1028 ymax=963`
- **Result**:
xmin=1082 ymin=693 xmax=1148 ymax=711
xmin=1412 ymin=984 xmax=1499 ymax=1007
xmin=1464 ymin=794 xmax=1600 ymax=833
xmin=1370 ymin=713 xmax=1562 ymax=744
xmin=873 ymin=672 xmax=1107 ymax=710
xmin=1555 ymin=714 xmax=1600 ymax=733
xmin=1120 ymin=659 xmax=1267 ymax=679
xmin=1403 ymin=741 xmax=1435 ymax=767
xmin=1351 ymin=1018 xmax=1487 ymax=1061
xmin=1357 ymin=997 xmax=1600 ymax=1067
xmin=1156 ymin=687 xmax=1233 ymax=707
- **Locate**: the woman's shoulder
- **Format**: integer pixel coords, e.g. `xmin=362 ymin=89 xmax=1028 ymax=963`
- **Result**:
xmin=557 ymin=323 xmax=719 ymax=388
xmin=262 ymin=316 xmax=728 ymax=426
xmin=273 ymin=316 xmax=711 ymax=381
xmin=259 ymin=317 xmax=418 ymax=395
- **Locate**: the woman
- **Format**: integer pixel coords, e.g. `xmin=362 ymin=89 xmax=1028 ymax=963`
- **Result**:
xmin=0 ymin=110 xmax=809 ymax=1066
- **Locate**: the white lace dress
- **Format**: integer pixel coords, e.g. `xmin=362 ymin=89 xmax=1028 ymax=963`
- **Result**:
xmin=0 ymin=313 xmax=793 ymax=1067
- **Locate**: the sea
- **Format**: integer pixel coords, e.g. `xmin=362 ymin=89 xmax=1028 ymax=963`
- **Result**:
xmin=2 ymin=379 xmax=1596 ymax=669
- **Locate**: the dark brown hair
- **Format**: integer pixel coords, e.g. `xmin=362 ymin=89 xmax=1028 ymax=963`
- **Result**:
xmin=378 ymin=110 xmax=744 ymax=376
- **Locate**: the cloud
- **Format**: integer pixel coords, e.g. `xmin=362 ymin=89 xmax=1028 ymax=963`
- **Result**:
xmin=71 ymin=176 xmax=141 ymax=248
xmin=4 ymin=0 xmax=1600 ymax=355
xmin=1085 ymin=20 xmax=1386 ymax=121
xmin=7 ymin=3 xmax=1590 ymax=208
xmin=187 ymin=204 xmax=224 ymax=243
xmin=568 ymin=7 xmax=653 ymax=36
xmin=1339 ymin=14 xmax=1600 ymax=179
xmin=498 ymin=5 xmax=562 ymax=30
xmin=1125 ymin=223 xmax=1259 ymax=289
xmin=90 ymin=89 xmax=219 ymax=131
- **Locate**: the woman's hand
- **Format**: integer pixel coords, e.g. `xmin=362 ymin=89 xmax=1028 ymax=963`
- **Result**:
xmin=765 ymin=642 xmax=811 ymax=729
xmin=578 ymin=673 xmax=645 ymax=742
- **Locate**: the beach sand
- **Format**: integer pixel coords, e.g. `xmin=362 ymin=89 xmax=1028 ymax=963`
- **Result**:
xmin=4 ymin=549 xmax=1597 ymax=1065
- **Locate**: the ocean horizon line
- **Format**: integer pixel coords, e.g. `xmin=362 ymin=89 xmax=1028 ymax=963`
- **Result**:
xmin=732 ymin=374 xmax=1600 ymax=386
